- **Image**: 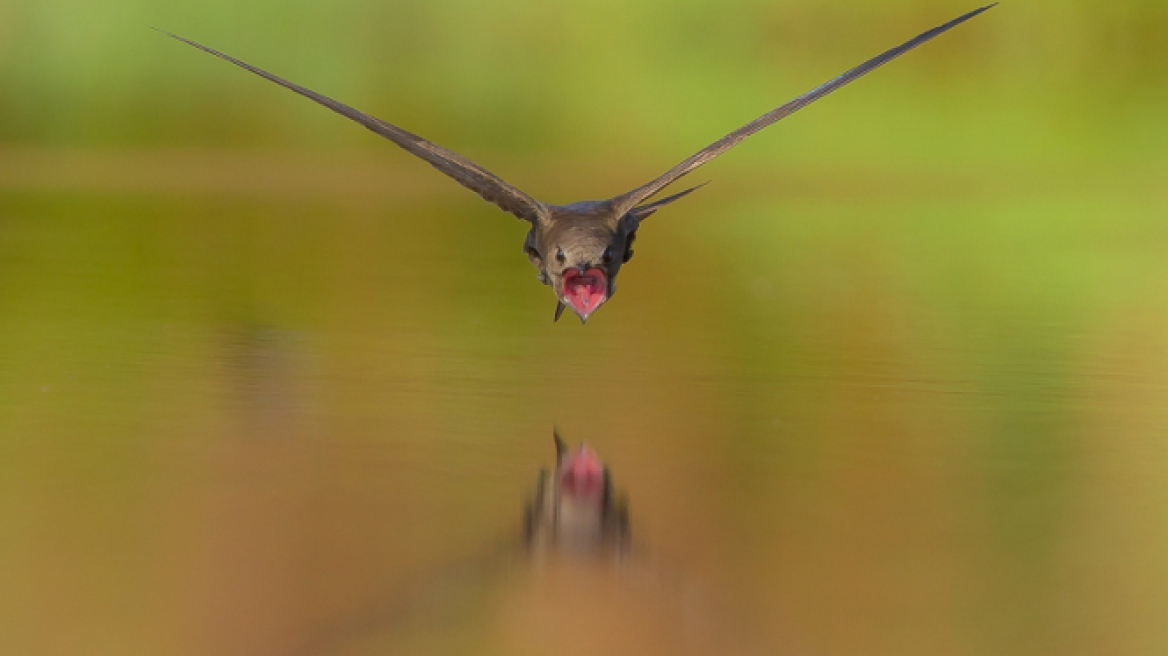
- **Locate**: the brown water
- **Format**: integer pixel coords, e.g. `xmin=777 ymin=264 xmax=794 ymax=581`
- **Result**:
xmin=1 ymin=150 xmax=1166 ymax=656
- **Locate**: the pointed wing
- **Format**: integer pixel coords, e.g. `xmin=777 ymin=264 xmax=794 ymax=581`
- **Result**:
xmin=609 ymin=4 xmax=995 ymax=216
xmin=161 ymin=31 xmax=550 ymax=223
xmin=629 ymin=182 xmax=708 ymax=220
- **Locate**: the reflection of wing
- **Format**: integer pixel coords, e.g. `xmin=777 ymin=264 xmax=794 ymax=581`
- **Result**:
xmin=610 ymin=4 xmax=995 ymax=216
xmin=160 ymin=31 xmax=550 ymax=224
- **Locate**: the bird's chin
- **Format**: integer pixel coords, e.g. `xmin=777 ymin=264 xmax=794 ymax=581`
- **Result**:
xmin=562 ymin=268 xmax=608 ymax=322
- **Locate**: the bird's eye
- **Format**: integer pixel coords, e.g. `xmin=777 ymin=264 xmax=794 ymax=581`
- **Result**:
xmin=602 ymin=246 xmax=613 ymax=263
xmin=555 ymin=248 xmax=566 ymax=264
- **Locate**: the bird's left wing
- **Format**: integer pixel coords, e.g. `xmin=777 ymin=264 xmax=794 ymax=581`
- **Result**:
xmin=161 ymin=31 xmax=550 ymax=224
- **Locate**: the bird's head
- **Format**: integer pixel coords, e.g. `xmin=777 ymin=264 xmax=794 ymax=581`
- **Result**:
xmin=544 ymin=223 xmax=632 ymax=323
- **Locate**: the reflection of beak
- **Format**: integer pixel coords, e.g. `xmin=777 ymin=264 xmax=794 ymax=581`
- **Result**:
xmin=560 ymin=443 xmax=604 ymax=497
xmin=560 ymin=267 xmax=608 ymax=323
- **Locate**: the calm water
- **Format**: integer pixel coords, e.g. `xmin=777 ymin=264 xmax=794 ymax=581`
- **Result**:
xmin=1 ymin=151 xmax=1166 ymax=656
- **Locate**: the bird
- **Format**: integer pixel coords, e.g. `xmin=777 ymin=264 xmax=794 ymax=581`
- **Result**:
xmin=161 ymin=4 xmax=993 ymax=323
xmin=524 ymin=429 xmax=630 ymax=558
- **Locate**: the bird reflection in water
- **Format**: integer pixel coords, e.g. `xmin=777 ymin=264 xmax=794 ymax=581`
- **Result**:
xmin=295 ymin=432 xmax=743 ymax=656
xmin=523 ymin=431 xmax=630 ymax=560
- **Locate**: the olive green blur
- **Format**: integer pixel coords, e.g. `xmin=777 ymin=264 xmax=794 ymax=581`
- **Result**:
xmin=1 ymin=1 xmax=1166 ymax=655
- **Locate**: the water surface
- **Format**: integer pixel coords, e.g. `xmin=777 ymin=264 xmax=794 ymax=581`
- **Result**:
xmin=1 ymin=151 xmax=1166 ymax=656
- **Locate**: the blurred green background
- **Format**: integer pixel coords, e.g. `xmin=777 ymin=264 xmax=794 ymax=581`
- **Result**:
xmin=2 ymin=1 xmax=1167 ymax=655
xmin=3 ymin=0 xmax=1165 ymax=164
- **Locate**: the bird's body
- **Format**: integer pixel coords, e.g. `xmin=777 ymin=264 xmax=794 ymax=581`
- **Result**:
xmin=162 ymin=5 xmax=993 ymax=322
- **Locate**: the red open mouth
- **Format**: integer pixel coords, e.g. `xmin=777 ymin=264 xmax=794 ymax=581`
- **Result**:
xmin=560 ymin=445 xmax=604 ymax=497
xmin=562 ymin=267 xmax=608 ymax=319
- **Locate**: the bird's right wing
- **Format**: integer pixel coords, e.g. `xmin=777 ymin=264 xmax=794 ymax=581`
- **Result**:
xmin=162 ymin=31 xmax=550 ymax=224
xmin=608 ymin=4 xmax=995 ymax=216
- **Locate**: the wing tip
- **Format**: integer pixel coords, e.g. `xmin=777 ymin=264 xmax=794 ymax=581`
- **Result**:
xmin=953 ymin=4 xmax=998 ymax=27
xmin=152 ymin=26 xmax=188 ymax=43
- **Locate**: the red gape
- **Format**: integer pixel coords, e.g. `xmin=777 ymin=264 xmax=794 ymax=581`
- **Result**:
xmin=560 ymin=445 xmax=604 ymax=497
xmin=561 ymin=268 xmax=607 ymax=319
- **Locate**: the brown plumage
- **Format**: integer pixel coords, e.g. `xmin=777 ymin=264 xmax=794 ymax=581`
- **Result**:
xmin=161 ymin=4 xmax=993 ymax=323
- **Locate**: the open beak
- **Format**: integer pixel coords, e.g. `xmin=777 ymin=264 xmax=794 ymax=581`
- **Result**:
xmin=560 ymin=267 xmax=608 ymax=322
xmin=559 ymin=443 xmax=604 ymax=498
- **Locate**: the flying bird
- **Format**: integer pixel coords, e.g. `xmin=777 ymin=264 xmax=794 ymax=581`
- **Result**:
xmin=162 ymin=5 xmax=993 ymax=323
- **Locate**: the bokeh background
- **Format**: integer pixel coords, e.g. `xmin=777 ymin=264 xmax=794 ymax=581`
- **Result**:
xmin=2 ymin=0 xmax=1167 ymax=655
